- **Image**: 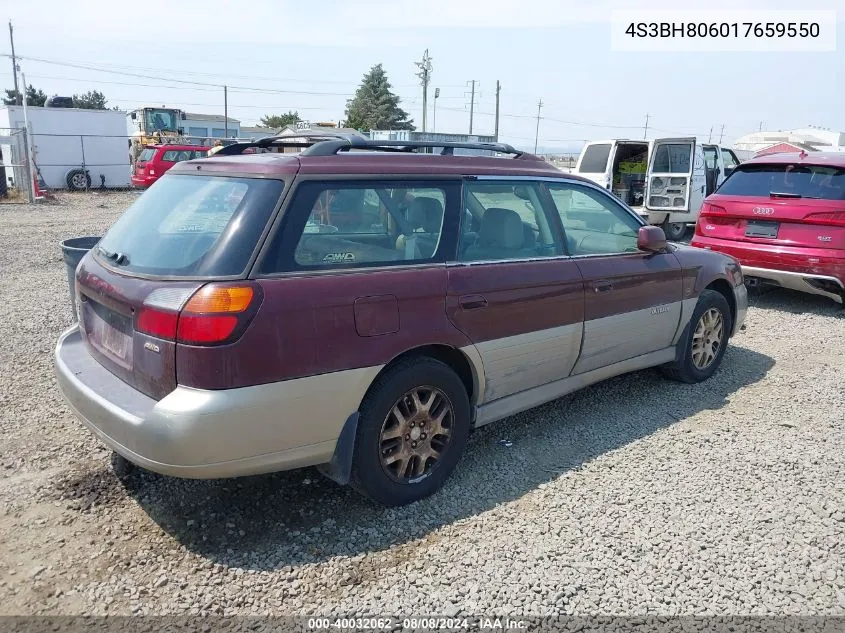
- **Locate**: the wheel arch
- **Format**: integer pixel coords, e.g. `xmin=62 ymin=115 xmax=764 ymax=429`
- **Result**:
xmin=705 ymin=277 xmax=736 ymax=330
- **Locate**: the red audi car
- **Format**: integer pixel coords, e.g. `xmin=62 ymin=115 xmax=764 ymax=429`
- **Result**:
xmin=692 ymin=152 xmax=845 ymax=304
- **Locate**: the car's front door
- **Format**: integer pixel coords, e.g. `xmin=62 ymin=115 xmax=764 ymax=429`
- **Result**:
xmin=546 ymin=181 xmax=684 ymax=374
xmin=446 ymin=179 xmax=585 ymax=404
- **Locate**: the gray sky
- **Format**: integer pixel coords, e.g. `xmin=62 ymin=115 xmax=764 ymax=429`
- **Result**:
xmin=3 ymin=0 xmax=843 ymax=152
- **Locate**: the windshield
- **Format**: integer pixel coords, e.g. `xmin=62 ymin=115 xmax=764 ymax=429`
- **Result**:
xmin=717 ymin=164 xmax=845 ymax=200
xmin=144 ymin=109 xmax=178 ymax=132
xmin=96 ymin=175 xmax=284 ymax=277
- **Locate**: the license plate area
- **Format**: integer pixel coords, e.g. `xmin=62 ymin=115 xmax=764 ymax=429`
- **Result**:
xmin=84 ymin=299 xmax=134 ymax=369
xmin=745 ymin=220 xmax=780 ymax=238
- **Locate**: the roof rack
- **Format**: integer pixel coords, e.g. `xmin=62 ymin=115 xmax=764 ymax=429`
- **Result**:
xmin=212 ymin=134 xmax=534 ymax=160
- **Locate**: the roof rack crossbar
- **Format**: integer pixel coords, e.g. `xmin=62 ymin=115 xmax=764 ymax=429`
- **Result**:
xmin=300 ymin=139 xmax=524 ymax=157
xmin=211 ymin=136 xmax=535 ymax=160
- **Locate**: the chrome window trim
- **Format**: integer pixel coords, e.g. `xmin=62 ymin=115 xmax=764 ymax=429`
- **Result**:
xmin=471 ymin=174 xmax=647 ymax=227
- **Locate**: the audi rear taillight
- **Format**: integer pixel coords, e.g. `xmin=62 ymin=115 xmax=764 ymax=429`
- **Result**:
xmin=803 ymin=211 xmax=845 ymax=227
xmin=135 ymin=283 xmax=262 ymax=346
xmin=700 ymin=202 xmax=726 ymax=216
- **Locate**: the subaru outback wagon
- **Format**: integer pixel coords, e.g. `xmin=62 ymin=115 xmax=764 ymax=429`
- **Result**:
xmin=55 ymin=135 xmax=747 ymax=506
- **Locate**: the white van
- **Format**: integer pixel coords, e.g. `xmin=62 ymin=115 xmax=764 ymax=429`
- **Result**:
xmin=573 ymin=138 xmax=742 ymax=241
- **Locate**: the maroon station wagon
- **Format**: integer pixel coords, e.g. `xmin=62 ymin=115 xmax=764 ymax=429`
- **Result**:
xmin=54 ymin=135 xmax=748 ymax=506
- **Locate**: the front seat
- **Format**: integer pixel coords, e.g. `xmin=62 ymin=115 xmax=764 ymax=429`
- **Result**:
xmin=397 ymin=196 xmax=444 ymax=259
xmin=463 ymin=207 xmax=527 ymax=261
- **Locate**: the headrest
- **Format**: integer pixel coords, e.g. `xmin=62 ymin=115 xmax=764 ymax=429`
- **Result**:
xmin=479 ymin=207 xmax=524 ymax=250
xmin=407 ymin=197 xmax=444 ymax=233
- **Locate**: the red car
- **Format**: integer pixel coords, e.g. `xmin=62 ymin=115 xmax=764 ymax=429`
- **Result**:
xmin=131 ymin=144 xmax=210 ymax=188
xmin=692 ymin=152 xmax=845 ymax=304
xmin=55 ymin=135 xmax=746 ymax=506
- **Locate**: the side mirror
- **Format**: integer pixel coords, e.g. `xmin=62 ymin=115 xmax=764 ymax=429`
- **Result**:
xmin=637 ymin=225 xmax=667 ymax=252
xmin=130 ymin=112 xmax=137 ymax=120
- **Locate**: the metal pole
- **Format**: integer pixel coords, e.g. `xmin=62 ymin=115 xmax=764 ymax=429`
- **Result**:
xmin=224 ymin=86 xmax=229 ymax=138
xmin=534 ymin=99 xmax=543 ymax=154
xmin=719 ymin=124 xmax=725 ymax=144
xmin=20 ymin=70 xmax=36 ymax=202
xmin=494 ymin=80 xmax=501 ymax=142
xmin=469 ymin=80 xmax=476 ymax=135
xmin=9 ymin=22 xmax=20 ymax=105
xmin=643 ymin=113 xmax=649 ymax=140
xmin=433 ymin=87 xmax=439 ymax=133
xmin=80 ymin=136 xmax=88 ymax=191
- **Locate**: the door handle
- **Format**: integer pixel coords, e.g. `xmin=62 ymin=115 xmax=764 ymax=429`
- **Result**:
xmin=459 ymin=294 xmax=488 ymax=310
xmin=592 ymin=281 xmax=614 ymax=293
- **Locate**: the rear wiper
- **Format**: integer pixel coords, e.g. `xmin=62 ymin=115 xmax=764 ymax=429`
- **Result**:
xmin=97 ymin=246 xmax=129 ymax=265
xmin=770 ymin=191 xmax=802 ymax=198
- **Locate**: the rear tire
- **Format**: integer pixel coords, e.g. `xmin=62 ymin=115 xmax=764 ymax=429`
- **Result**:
xmin=66 ymin=169 xmax=91 ymax=191
xmin=662 ymin=219 xmax=688 ymax=242
xmin=661 ymin=289 xmax=732 ymax=384
xmin=351 ymin=357 xmax=471 ymax=507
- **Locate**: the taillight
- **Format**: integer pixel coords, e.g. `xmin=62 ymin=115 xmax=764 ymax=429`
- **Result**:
xmin=700 ymin=202 xmax=726 ymax=216
xmin=136 ymin=308 xmax=179 ymax=339
xmin=803 ymin=211 xmax=845 ymax=227
xmin=148 ymin=168 xmax=156 ymax=175
xmin=135 ymin=283 xmax=261 ymax=346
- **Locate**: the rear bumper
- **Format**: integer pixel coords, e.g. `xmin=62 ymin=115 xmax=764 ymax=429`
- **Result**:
xmin=54 ymin=326 xmax=379 ymax=478
xmin=742 ymin=267 xmax=843 ymax=304
xmin=692 ymin=235 xmax=845 ymax=304
xmin=130 ymin=176 xmax=153 ymax=188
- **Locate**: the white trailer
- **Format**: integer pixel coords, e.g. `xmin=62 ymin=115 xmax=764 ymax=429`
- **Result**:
xmin=0 ymin=106 xmax=130 ymax=191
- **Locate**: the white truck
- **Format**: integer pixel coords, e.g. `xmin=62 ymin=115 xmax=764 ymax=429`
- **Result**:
xmin=572 ymin=138 xmax=743 ymax=241
xmin=0 ymin=105 xmax=130 ymax=191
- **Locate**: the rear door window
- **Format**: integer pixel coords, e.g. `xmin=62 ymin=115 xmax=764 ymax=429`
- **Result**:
xmin=137 ymin=148 xmax=156 ymax=163
xmin=579 ymin=144 xmax=612 ymax=173
xmin=259 ymin=180 xmax=459 ymax=273
xmin=161 ymin=150 xmax=193 ymax=163
xmin=459 ymin=181 xmax=563 ymax=261
xmin=652 ymin=144 xmax=692 ymax=173
xmin=96 ymin=174 xmax=284 ymax=277
xmin=717 ymin=164 xmax=845 ymax=200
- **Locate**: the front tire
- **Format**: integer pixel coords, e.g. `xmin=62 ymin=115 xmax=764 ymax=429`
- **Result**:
xmin=351 ymin=358 xmax=471 ymax=507
xmin=661 ymin=289 xmax=732 ymax=384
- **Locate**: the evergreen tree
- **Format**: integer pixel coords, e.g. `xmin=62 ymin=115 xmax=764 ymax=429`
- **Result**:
xmin=345 ymin=64 xmax=413 ymax=132
xmin=72 ymin=90 xmax=108 ymax=110
xmin=2 ymin=84 xmax=47 ymax=106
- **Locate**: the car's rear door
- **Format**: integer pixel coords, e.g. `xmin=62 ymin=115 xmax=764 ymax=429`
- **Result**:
xmin=445 ymin=179 xmax=584 ymax=403
xmin=546 ymin=180 xmax=684 ymax=374
xmin=646 ymin=137 xmax=703 ymax=215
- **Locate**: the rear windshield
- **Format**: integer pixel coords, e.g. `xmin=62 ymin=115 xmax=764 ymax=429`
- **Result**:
xmin=96 ymin=175 xmax=283 ymax=277
xmin=717 ymin=164 xmax=845 ymax=200
xmin=138 ymin=148 xmax=156 ymax=162
xmin=579 ymin=144 xmax=611 ymax=173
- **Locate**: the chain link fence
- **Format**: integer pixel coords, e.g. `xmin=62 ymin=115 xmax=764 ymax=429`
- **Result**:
xmin=0 ymin=128 xmax=33 ymax=204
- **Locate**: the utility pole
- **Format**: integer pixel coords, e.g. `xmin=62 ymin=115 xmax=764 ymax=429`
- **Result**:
xmin=534 ymin=99 xmax=543 ymax=154
xmin=758 ymin=121 xmax=763 ymax=132
xmin=433 ymin=87 xmax=440 ymax=133
xmin=494 ymin=80 xmax=501 ymax=142
xmin=643 ymin=113 xmax=650 ymax=140
xmin=415 ymin=49 xmax=433 ymax=133
xmin=9 ymin=21 xmax=20 ymax=105
xmin=719 ymin=123 xmax=725 ymax=144
xmin=223 ymin=85 xmax=228 ymax=138
xmin=467 ymin=80 xmax=477 ymax=135
xmin=708 ymin=126 xmax=713 ymax=143
xmin=20 ymin=69 xmax=37 ymax=202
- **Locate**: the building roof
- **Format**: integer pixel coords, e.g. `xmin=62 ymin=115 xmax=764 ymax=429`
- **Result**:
xmin=240 ymin=125 xmax=276 ymax=134
xmin=755 ymin=141 xmax=820 ymax=156
xmin=185 ymin=112 xmax=240 ymax=124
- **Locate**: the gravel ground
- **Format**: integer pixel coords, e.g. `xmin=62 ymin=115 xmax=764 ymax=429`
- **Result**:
xmin=0 ymin=193 xmax=844 ymax=619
